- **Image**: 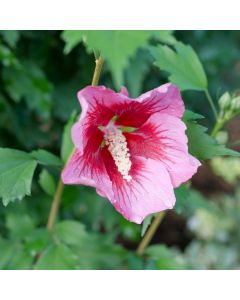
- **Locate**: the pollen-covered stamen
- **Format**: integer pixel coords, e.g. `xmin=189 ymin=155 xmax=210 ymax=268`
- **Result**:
xmin=104 ymin=127 xmax=132 ymax=182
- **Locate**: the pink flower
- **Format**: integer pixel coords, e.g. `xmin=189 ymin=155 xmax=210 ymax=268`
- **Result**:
xmin=62 ymin=84 xmax=201 ymax=223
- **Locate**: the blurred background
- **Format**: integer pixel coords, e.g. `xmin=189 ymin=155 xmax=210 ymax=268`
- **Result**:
xmin=0 ymin=30 xmax=240 ymax=269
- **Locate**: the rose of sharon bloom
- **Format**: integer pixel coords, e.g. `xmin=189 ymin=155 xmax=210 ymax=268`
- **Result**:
xmin=62 ymin=84 xmax=201 ymax=223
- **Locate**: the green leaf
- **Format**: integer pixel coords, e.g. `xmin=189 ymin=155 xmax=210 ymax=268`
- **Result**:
xmin=62 ymin=30 xmax=173 ymax=88
xmin=151 ymin=42 xmax=208 ymax=91
xmin=0 ymin=238 xmax=16 ymax=269
xmin=52 ymin=220 xmax=130 ymax=269
xmin=153 ymin=30 xmax=177 ymax=45
xmin=3 ymin=61 xmax=53 ymax=119
xmin=34 ymin=243 xmax=78 ymax=270
xmin=52 ymin=72 xmax=86 ymax=121
xmin=0 ymin=148 xmax=37 ymax=206
xmin=0 ymin=44 xmax=19 ymax=67
xmin=25 ymin=228 xmax=50 ymax=254
xmin=6 ymin=212 xmax=35 ymax=239
xmin=186 ymin=121 xmax=240 ymax=160
xmin=39 ymin=169 xmax=56 ymax=196
xmin=7 ymin=245 xmax=33 ymax=270
xmin=174 ymin=184 xmax=190 ymax=214
xmin=61 ymin=111 xmax=77 ymax=163
xmin=0 ymin=30 xmax=20 ymax=48
xmin=125 ymin=33 xmax=176 ymax=96
xmin=54 ymin=220 xmax=87 ymax=246
xmin=141 ymin=214 xmax=155 ymax=237
xmin=145 ymin=245 xmax=185 ymax=270
xmin=31 ymin=149 xmax=62 ymax=167
xmin=0 ymin=238 xmax=34 ymax=270
xmin=183 ymin=109 xmax=205 ymax=121
xmin=125 ymin=49 xmax=152 ymax=97
xmin=70 ymin=234 xmax=128 ymax=270
xmin=175 ymin=186 xmax=216 ymax=215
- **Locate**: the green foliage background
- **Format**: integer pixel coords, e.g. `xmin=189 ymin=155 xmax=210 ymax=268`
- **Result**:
xmin=0 ymin=30 xmax=240 ymax=269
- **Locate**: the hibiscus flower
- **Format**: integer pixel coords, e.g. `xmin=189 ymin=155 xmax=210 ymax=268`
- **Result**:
xmin=62 ymin=84 xmax=200 ymax=223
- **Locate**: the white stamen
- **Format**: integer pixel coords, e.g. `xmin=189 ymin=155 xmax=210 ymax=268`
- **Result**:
xmin=104 ymin=128 xmax=132 ymax=182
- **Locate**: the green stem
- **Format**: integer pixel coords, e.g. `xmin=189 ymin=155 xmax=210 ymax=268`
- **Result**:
xmin=136 ymin=211 xmax=166 ymax=255
xmin=91 ymin=56 xmax=104 ymax=86
xmin=205 ymin=89 xmax=218 ymax=121
xmin=46 ymin=180 xmax=64 ymax=231
xmin=46 ymin=56 xmax=104 ymax=232
xmin=211 ymin=120 xmax=224 ymax=138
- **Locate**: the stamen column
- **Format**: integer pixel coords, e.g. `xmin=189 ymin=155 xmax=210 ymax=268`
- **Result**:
xmin=104 ymin=128 xmax=132 ymax=182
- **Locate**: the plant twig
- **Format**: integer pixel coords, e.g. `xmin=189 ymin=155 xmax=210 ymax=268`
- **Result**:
xmin=136 ymin=211 xmax=166 ymax=255
xmin=46 ymin=180 xmax=64 ymax=231
xmin=46 ymin=55 xmax=104 ymax=231
xmin=91 ymin=56 xmax=104 ymax=86
xmin=204 ymin=89 xmax=218 ymax=121
xmin=211 ymin=120 xmax=224 ymax=138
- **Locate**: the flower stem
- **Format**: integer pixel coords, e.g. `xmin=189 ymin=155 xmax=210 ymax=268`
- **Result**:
xmin=211 ymin=119 xmax=224 ymax=138
xmin=204 ymin=89 xmax=218 ymax=121
xmin=46 ymin=55 xmax=104 ymax=232
xmin=91 ymin=56 xmax=104 ymax=86
xmin=136 ymin=211 xmax=166 ymax=255
xmin=46 ymin=180 xmax=64 ymax=231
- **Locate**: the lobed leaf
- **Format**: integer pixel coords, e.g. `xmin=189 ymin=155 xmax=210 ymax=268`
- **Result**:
xmin=61 ymin=30 xmax=175 ymax=88
xmin=0 ymin=148 xmax=37 ymax=206
xmin=186 ymin=121 xmax=240 ymax=160
xmin=2 ymin=61 xmax=53 ymax=119
xmin=151 ymin=42 xmax=208 ymax=91
xmin=183 ymin=109 xmax=205 ymax=121
xmin=31 ymin=149 xmax=62 ymax=167
xmin=34 ymin=243 xmax=78 ymax=270
xmin=54 ymin=220 xmax=87 ymax=246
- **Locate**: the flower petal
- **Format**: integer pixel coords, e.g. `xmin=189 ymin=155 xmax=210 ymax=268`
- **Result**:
xmin=61 ymin=148 xmax=114 ymax=201
xmin=75 ymin=84 xmax=184 ymax=146
xmin=120 ymin=86 xmax=129 ymax=97
xmin=125 ymin=113 xmax=201 ymax=188
xmin=101 ymin=149 xmax=175 ymax=223
xmin=115 ymin=83 xmax=184 ymax=127
xmin=136 ymin=83 xmax=184 ymax=118
xmin=73 ymin=86 xmax=131 ymax=154
xmin=63 ymin=84 xmax=199 ymax=224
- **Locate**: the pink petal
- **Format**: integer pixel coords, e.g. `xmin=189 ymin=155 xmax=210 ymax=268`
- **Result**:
xmin=101 ymin=149 xmax=175 ymax=223
xmin=120 ymin=86 xmax=129 ymax=97
xmin=72 ymin=86 xmax=130 ymax=154
xmin=75 ymin=84 xmax=184 ymax=142
xmin=136 ymin=83 xmax=184 ymax=118
xmin=77 ymin=86 xmax=130 ymax=118
xmin=125 ymin=113 xmax=201 ymax=188
xmin=115 ymin=83 xmax=184 ymax=127
xmin=61 ymin=149 xmax=114 ymax=201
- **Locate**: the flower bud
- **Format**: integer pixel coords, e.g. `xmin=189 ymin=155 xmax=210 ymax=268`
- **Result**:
xmin=218 ymin=92 xmax=231 ymax=111
xmin=215 ymin=131 xmax=228 ymax=145
xmin=230 ymin=96 xmax=240 ymax=111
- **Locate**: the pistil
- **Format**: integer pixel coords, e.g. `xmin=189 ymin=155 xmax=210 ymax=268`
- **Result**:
xmin=104 ymin=127 xmax=132 ymax=182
